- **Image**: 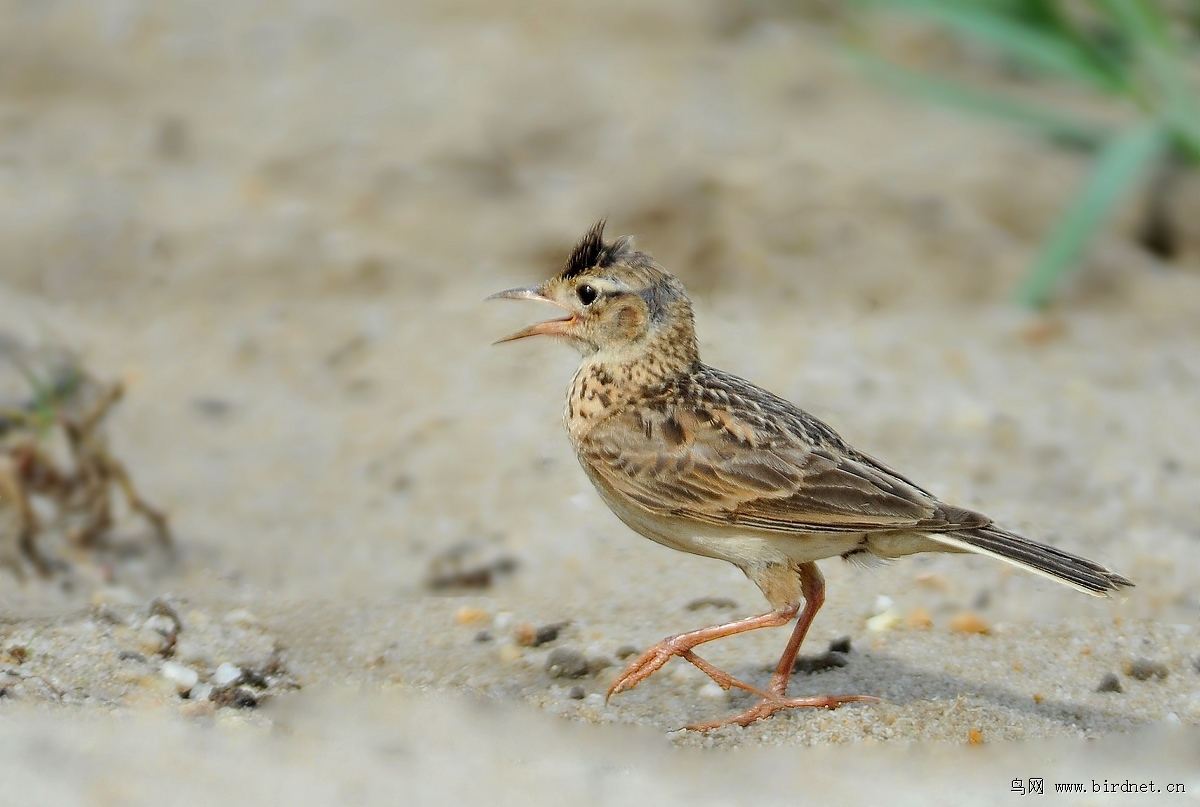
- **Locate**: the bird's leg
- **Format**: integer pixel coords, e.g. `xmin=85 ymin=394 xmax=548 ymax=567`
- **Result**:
xmin=686 ymin=562 xmax=879 ymax=732
xmin=607 ymin=603 xmax=801 ymax=700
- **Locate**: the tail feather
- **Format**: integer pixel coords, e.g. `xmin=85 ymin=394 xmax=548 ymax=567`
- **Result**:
xmin=928 ymin=525 xmax=1133 ymax=597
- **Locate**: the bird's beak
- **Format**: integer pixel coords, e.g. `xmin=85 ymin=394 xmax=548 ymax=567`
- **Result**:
xmin=486 ymin=285 xmax=578 ymax=344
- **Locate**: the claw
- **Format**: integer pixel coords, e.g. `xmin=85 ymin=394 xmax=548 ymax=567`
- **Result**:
xmin=685 ymin=694 xmax=881 ymax=732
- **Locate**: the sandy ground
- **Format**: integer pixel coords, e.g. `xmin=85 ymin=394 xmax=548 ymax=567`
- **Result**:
xmin=1 ymin=1 xmax=1199 ymax=803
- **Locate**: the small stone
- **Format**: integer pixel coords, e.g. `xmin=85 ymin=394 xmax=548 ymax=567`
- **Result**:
xmin=792 ymin=651 xmax=848 ymax=674
xmin=240 ymin=668 xmax=269 ymax=688
xmin=223 ymin=609 xmax=261 ymax=628
xmin=567 ymin=685 xmax=586 ymax=700
xmin=867 ymin=609 xmax=901 ymax=632
xmin=1125 ymin=658 xmax=1169 ymax=681
xmin=873 ymin=595 xmax=894 ymax=614
xmin=614 ymin=645 xmax=639 ymax=660
xmin=212 ymin=686 xmax=259 ymax=709
xmin=545 ymin=648 xmax=591 ymax=679
xmin=914 ymin=572 xmax=948 ymax=590
xmin=148 ymin=598 xmax=183 ymax=631
xmin=828 ymin=636 xmax=852 ymax=654
xmin=496 ymin=644 xmax=522 ymax=663
xmin=1096 ymin=672 xmax=1123 ymax=693
xmin=161 ymin=661 xmax=199 ymax=696
xmin=948 ymin=613 xmax=990 ymax=635
xmin=474 ymin=630 xmax=493 ymax=643
xmin=907 ymin=608 xmax=933 ymax=629
xmin=143 ymin=614 xmax=178 ymax=637
xmin=136 ymin=628 xmax=169 ymax=656
xmin=454 ymin=606 xmax=490 ymax=626
xmin=698 ymin=682 xmax=727 ymax=699
xmin=587 ymin=656 xmax=613 ymax=674
xmin=212 ymin=663 xmax=243 ymax=687
xmin=531 ymin=622 xmax=568 ymax=647
xmin=513 ymin=623 xmax=538 ymax=646
xmin=1193 ymin=656 xmax=1200 ymax=674
xmin=191 ymin=683 xmax=215 ymax=702
xmin=967 ymin=728 xmax=984 ymax=745
xmin=118 ymin=650 xmax=148 ymax=663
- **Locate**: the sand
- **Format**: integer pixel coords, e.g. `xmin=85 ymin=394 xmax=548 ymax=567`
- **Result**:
xmin=0 ymin=1 xmax=1198 ymax=803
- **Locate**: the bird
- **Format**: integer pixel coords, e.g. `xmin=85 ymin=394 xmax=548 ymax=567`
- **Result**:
xmin=488 ymin=219 xmax=1133 ymax=731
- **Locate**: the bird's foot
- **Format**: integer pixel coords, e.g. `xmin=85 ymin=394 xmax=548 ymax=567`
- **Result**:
xmin=607 ymin=638 xmax=767 ymax=700
xmin=685 ymin=693 xmax=880 ymax=732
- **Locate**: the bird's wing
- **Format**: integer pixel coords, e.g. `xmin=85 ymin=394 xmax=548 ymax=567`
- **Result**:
xmin=579 ymin=387 xmax=989 ymax=535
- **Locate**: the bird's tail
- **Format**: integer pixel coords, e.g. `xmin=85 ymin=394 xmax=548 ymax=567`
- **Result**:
xmin=928 ymin=525 xmax=1133 ymax=597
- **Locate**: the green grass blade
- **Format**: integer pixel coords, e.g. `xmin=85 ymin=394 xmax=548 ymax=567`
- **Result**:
xmin=863 ymin=0 xmax=1124 ymax=92
xmin=845 ymin=49 xmax=1110 ymax=148
xmin=1016 ymin=123 xmax=1166 ymax=307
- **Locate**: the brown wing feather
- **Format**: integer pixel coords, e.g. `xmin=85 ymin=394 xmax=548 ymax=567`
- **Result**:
xmin=578 ymin=366 xmax=990 ymax=536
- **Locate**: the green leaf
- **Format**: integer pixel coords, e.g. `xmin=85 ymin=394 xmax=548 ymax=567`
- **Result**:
xmin=845 ymin=49 xmax=1110 ymax=148
xmin=863 ymin=0 xmax=1124 ymax=92
xmin=1016 ymin=123 xmax=1167 ymax=307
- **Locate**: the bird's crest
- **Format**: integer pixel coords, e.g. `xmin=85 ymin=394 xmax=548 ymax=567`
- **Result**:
xmin=561 ymin=219 xmax=633 ymax=280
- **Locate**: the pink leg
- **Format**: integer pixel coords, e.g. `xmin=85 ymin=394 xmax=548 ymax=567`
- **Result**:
xmin=607 ymin=603 xmax=800 ymax=700
xmin=687 ymin=562 xmax=878 ymax=731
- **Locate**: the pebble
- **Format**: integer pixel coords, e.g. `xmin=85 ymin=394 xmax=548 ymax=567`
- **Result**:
xmin=545 ymin=648 xmax=591 ymax=679
xmin=454 ymin=606 xmax=490 ymax=626
xmin=496 ymin=644 xmax=522 ymax=663
xmin=474 ymin=630 xmax=493 ymax=643
xmin=906 ymin=608 xmax=933 ymax=629
xmin=867 ymin=609 xmax=901 ymax=633
xmin=699 ymin=682 xmax=727 ymax=699
xmin=792 ymin=651 xmax=848 ymax=674
xmin=191 ymin=682 xmax=215 ymax=702
xmin=614 ymin=645 xmax=639 ymax=660
xmin=161 ymin=661 xmax=199 ymax=696
xmin=1125 ymin=658 xmax=1169 ymax=681
xmin=587 ymin=656 xmax=613 ymax=674
xmin=1096 ymin=672 xmax=1123 ymax=693
xmin=567 ymin=685 xmax=586 ymax=700
xmin=212 ymin=686 xmax=259 ymax=709
xmin=136 ymin=628 xmax=170 ymax=656
xmin=513 ymin=623 xmax=538 ymax=646
xmin=948 ymin=613 xmax=990 ymax=635
xmin=967 ymin=728 xmax=984 ymax=745
xmin=873 ymin=595 xmax=894 ymax=614
xmin=224 ymin=609 xmax=261 ymax=628
xmin=531 ymin=622 xmax=568 ymax=647
xmin=212 ymin=663 xmax=243 ymax=687
xmin=828 ymin=636 xmax=852 ymax=654
xmin=143 ymin=614 xmax=178 ymax=637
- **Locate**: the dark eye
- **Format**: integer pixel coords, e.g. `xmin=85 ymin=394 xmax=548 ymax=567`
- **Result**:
xmin=577 ymin=284 xmax=598 ymax=306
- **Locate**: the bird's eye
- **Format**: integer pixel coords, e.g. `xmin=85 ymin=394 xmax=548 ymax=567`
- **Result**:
xmin=577 ymin=284 xmax=598 ymax=306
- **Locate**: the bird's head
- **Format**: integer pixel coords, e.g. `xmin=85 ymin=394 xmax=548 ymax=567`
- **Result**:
xmin=488 ymin=220 xmax=698 ymax=366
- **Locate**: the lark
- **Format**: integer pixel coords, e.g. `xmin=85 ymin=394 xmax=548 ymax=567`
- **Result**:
xmin=489 ymin=220 xmax=1132 ymax=731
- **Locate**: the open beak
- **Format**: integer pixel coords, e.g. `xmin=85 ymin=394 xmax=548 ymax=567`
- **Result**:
xmin=486 ymin=285 xmax=577 ymax=344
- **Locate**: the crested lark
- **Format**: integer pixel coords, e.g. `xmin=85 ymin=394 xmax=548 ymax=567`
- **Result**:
xmin=489 ymin=220 xmax=1132 ymax=731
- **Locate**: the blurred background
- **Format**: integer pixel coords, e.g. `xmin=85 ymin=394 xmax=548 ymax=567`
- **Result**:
xmin=0 ymin=0 xmax=1198 ymax=798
